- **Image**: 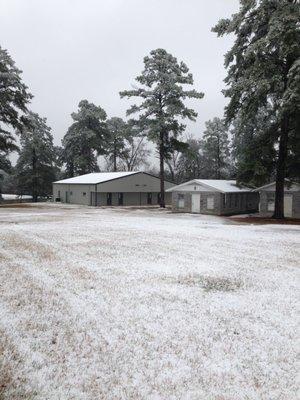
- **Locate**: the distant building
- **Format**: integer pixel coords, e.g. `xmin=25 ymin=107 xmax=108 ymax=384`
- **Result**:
xmin=256 ymin=180 xmax=300 ymax=218
xmin=166 ymin=179 xmax=259 ymax=215
xmin=53 ymin=171 xmax=174 ymax=206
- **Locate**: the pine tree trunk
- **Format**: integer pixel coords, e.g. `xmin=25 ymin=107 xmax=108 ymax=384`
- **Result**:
xmin=273 ymin=115 xmax=289 ymax=219
xmin=32 ymin=149 xmax=38 ymax=203
xmin=217 ymin=134 xmax=221 ymax=179
xmin=113 ymin=139 xmax=117 ymax=172
xmin=159 ymin=130 xmax=165 ymax=208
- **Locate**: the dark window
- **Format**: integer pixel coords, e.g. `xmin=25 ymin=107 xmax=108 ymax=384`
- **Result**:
xmin=58 ymin=190 xmax=60 ymax=197
xmin=223 ymin=194 xmax=226 ymax=207
xmin=82 ymin=192 xmax=86 ymax=196
xmin=70 ymin=191 xmax=73 ymax=196
xmin=118 ymin=193 xmax=123 ymax=206
xmin=147 ymin=193 xmax=152 ymax=205
xmin=107 ymin=193 xmax=112 ymax=206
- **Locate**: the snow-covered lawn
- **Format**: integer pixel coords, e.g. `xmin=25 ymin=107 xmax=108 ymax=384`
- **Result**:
xmin=0 ymin=204 xmax=299 ymax=400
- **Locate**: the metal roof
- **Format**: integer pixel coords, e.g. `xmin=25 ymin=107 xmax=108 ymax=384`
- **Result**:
xmin=53 ymin=171 xmax=139 ymax=185
xmin=166 ymin=179 xmax=253 ymax=193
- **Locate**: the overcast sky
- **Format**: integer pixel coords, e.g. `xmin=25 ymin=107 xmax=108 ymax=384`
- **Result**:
xmin=0 ymin=0 xmax=239 ymax=149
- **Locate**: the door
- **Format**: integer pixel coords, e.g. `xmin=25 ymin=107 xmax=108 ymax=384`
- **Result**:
xmin=118 ymin=193 xmax=123 ymax=206
xmin=157 ymin=193 xmax=161 ymax=205
xmin=284 ymin=195 xmax=293 ymax=217
xmin=65 ymin=191 xmax=69 ymax=203
xmin=107 ymin=193 xmax=112 ymax=206
xmin=191 ymin=193 xmax=201 ymax=213
xmin=147 ymin=193 xmax=152 ymax=205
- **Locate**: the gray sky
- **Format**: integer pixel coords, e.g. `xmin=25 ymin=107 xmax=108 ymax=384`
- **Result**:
xmin=0 ymin=0 xmax=238 ymax=149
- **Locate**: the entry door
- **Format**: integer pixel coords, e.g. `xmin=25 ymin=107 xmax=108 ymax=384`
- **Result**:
xmin=118 ymin=193 xmax=123 ymax=206
xmin=284 ymin=195 xmax=293 ymax=217
xmin=147 ymin=193 xmax=152 ymax=205
xmin=107 ymin=193 xmax=112 ymax=206
xmin=191 ymin=193 xmax=201 ymax=213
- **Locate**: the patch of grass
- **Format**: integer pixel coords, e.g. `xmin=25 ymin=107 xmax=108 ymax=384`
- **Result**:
xmin=177 ymin=273 xmax=243 ymax=292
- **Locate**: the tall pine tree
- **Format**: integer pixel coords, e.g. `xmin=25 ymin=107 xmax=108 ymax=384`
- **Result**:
xmin=213 ymin=0 xmax=300 ymax=218
xmin=120 ymin=49 xmax=203 ymax=207
xmin=0 ymin=46 xmax=32 ymax=197
xmin=61 ymin=100 xmax=107 ymax=176
xmin=15 ymin=112 xmax=58 ymax=202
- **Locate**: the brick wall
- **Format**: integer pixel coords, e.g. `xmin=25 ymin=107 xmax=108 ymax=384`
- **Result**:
xmin=171 ymin=191 xmax=259 ymax=216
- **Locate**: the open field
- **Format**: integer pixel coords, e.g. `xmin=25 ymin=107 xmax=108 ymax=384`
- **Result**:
xmin=0 ymin=203 xmax=299 ymax=400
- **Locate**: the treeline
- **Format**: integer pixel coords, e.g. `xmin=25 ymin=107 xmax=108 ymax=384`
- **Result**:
xmin=0 ymin=0 xmax=299 ymax=217
xmin=0 ymin=47 xmax=235 ymax=203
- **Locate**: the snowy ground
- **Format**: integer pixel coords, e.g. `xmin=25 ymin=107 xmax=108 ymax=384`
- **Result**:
xmin=0 ymin=203 xmax=299 ymax=400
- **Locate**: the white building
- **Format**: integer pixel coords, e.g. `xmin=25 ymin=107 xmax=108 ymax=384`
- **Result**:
xmin=53 ymin=171 xmax=174 ymax=206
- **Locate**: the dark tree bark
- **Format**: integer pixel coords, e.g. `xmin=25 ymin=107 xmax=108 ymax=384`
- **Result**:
xmin=113 ymin=139 xmax=117 ymax=172
xmin=32 ymin=148 xmax=38 ymax=202
xmin=273 ymin=56 xmax=292 ymax=219
xmin=159 ymin=130 xmax=165 ymax=208
xmin=273 ymin=114 xmax=289 ymax=219
xmin=217 ymin=134 xmax=221 ymax=179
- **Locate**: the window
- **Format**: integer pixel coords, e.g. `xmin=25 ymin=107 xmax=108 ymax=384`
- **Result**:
xmin=207 ymin=196 xmax=214 ymax=210
xmin=147 ymin=193 xmax=152 ymax=205
xmin=70 ymin=191 xmax=73 ymax=196
xmin=118 ymin=193 xmax=123 ymax=206
xmin=107 ymin=193 xmax=112 ymax=206
xmin=58 ymin=190 xmax=60 ymax=197
xmin=267 ymin=199 xmax=275 ymax=211
xmin=82 ymin=192 xmax=86 ymax=196
xmin=178 ymin=194 xmax=185 ymax=208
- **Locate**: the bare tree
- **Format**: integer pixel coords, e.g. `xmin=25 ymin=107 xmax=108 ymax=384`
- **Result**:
xmin=119 ymin=137 xmax=150 ymax=171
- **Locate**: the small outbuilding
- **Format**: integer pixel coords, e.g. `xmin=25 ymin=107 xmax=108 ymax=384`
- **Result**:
xmin=166 ymin=179 xmax=259 ymax=216
xmin=53 ymin=171 xmax=174 ymax=206
xmin=256 ymin=180 xmax=300 ymax=218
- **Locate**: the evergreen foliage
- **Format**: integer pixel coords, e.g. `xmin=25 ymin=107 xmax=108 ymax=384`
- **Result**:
xmin=0 ymin=46 xmax=32 ymax=196
xmin=120 ymin=48 xmax=203 ymax=207
xmin=61 ymin=100 xmax=107 ymax=176
xmin=15 ymin=112 xmax=58 ymax=201
xmin=213 ymin=0 xmax=300 ymax=218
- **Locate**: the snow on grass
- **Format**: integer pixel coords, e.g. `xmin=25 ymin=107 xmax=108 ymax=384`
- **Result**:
xmin=0 ymin=203 xmax=299 ymax=399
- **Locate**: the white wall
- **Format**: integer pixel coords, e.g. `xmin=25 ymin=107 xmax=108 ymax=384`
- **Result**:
xmin=96 ymin=172 xmax=174 ymax=192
